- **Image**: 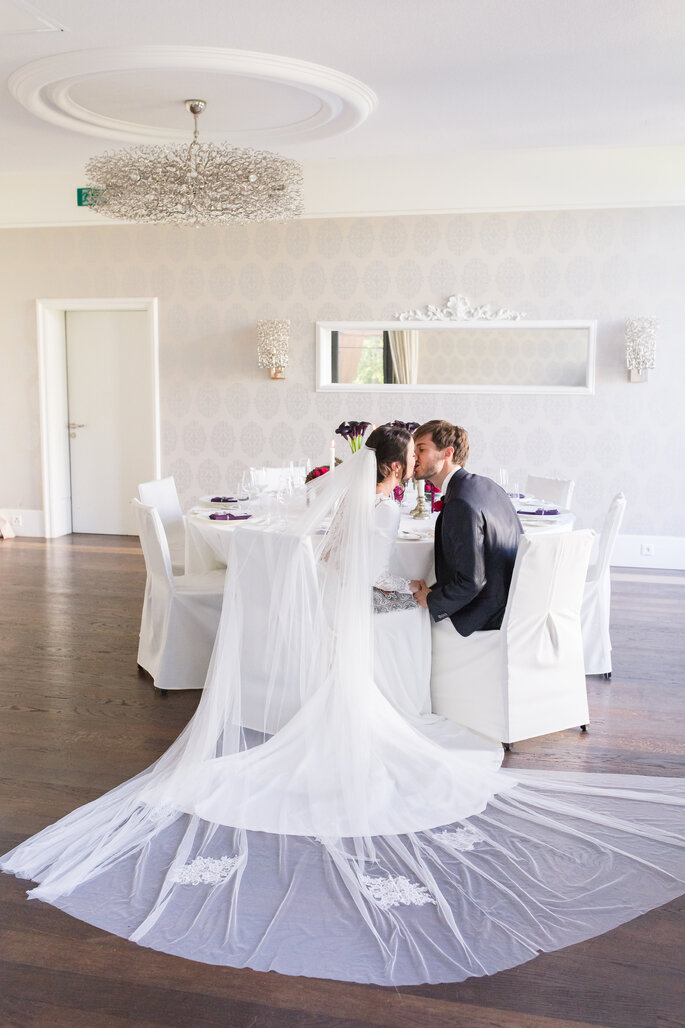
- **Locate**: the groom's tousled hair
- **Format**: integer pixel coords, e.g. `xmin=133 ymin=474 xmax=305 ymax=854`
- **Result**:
xmin=413 ymin=420 xmax=469 ymax=466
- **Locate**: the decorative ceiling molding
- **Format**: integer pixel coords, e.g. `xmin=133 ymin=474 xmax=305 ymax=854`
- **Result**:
xmin=8 ymin=45 xmax=377 ymax=145
xmin=394 ymin=294 xmax=528 ymax=322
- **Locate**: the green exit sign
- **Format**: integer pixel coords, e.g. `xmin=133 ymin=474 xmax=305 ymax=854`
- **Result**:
xmin=77 ymin=187 xmax=102 ymax=207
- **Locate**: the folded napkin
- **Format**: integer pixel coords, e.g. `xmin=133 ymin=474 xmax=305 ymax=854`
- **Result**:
xmin=509 ymin=492 xmax=526 ymax=499
xmin=517 ymin=507 xmax=559 ymax=516
xmin=209 ymin=512 xmax=252 ymax=521
xmin=210 ymin=495 xmax=238 ymax=503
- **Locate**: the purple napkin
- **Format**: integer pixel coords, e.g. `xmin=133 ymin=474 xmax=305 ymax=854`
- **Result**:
xmin=209 ymin=512 xmax=252 ymax=521
xmin=509 ymin=492 xmax=525 ymax=499
xmin=517 ymin=507 xmax=559 ymax=516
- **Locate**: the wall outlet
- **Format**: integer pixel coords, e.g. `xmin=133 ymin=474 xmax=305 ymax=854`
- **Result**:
xmin=641 ymin=542 xmax=655 ymax=556
xmin=12 ymin=515 xmax=22 ymax=527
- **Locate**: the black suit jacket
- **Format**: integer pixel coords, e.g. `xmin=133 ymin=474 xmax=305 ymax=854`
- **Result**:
xmin=426 ymin=468 xmax=523 ymax=636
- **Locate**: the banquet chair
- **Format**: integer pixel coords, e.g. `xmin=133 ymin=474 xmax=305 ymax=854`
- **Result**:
xmin=230 ymin=528 xmax=321 ymax=734
xmin=250 ymin=466 xmax=307 ymax=491
xmin=431 ymin=530 xmax=594 ymax=748
xmin=138 ymin=476 xmax=185 ymax=575
xmin=581 ymin=492 xmax=627 ymax=679
xmin=525 ymin=474 xmax=575 ymax=509
xmin=132 ymin=499 xmax=225 ymax=693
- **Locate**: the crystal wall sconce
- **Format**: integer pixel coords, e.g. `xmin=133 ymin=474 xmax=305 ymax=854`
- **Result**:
xmin=625 ymin=316 xmax=657 ymax=383
xmin=257 ymin=319 xmax=290 ymax=379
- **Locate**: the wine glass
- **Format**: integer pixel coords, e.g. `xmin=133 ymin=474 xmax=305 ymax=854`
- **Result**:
xmin=238 ymin=471 xmax=251 ymax=514
xmin=498 ymin=469 xmax=509 ymax=492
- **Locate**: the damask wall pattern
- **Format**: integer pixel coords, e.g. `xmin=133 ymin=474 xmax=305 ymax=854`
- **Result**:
xmin=0 ymin=207 xmax=683 ymax=538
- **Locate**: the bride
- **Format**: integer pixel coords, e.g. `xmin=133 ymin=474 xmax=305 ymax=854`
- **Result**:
xmin=3 ymin=424 xmax=685 ymax=985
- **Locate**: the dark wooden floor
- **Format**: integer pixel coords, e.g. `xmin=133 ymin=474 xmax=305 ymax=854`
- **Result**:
xmin=1 ymin=535 xmax=685 ymax=1028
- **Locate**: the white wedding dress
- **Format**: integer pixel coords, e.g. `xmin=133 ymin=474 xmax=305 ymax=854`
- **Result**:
xmin=372 ymin=493 xmax=433 ymax=717
xmin=3 ymin=448 xmax=685 ymax=985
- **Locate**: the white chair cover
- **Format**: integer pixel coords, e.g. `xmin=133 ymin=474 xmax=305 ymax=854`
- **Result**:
xmin=525 ymin=474 xmax=575 ymax=509
xmin=138 ymin=476 xmax=185 ymax=575
xmin=133 ymin=499 xmax=225 ymax=692
xmin=232 ymin=528 xmax=323 ymax=734
xmin=431 ymin=530 xmax=593 ymax=745
xmin=581 ymin=492 xmax=627 ymax=676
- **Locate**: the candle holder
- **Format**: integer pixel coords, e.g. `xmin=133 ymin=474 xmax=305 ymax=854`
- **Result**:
xmin=407 ymin=485 xmax=429 ymax=522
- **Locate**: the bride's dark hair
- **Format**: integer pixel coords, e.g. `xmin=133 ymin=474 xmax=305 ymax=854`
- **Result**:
xmin=365 ymin=423 xmax=412 ymax=484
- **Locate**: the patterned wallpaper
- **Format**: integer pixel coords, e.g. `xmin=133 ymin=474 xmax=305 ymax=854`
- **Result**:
xmin=416 ymin=327 xmax=588 ymax=387
xmin=0 ymin=207 xmax=683 ymax=537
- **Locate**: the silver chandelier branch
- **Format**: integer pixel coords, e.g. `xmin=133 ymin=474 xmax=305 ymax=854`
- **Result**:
xmin=85 ymin=99 xmax=304 ymax=225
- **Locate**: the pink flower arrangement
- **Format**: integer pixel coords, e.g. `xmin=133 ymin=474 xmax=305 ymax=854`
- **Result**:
xmin=305 ymin=459 xmax=342 ymax=484
xmin=424 ymin=480 xmax=442 ymax=513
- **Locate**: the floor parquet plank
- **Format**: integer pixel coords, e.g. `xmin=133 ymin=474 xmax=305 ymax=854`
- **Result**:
xmin=1 ymin=535 xmax=684 ymax=1028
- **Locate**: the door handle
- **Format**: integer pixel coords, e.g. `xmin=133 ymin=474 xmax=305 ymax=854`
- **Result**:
xmin=68 ymin=422 xmax=85 ymax=429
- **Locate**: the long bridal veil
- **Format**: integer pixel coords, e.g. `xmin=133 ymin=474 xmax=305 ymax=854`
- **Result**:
xmin=3 ymin=447 xmax=685 ymax=985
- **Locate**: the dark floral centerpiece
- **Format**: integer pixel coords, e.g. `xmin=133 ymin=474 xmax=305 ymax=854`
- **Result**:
xmin=335 ymin=421 xmax=371 ymax=453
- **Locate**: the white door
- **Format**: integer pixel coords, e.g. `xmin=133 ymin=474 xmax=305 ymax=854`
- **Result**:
xmin=66 ymin=310 xmax=156 ymax=535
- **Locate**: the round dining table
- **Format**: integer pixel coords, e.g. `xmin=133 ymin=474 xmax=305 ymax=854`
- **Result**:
xmin=184 ymin=500 xmax=575 ymax=579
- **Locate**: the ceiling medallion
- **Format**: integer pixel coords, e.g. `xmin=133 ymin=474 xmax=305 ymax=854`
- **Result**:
xmin=85 ymin=99 xmax=304 ymax=225
xmin=8 ymin=46 xmax=377 ymax=144
xmin=394 ymin=294 xmax=528 ymax=321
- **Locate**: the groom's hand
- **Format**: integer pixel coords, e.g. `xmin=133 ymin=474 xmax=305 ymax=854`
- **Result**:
xmin=413 ymin=579 xmax=430 ymax=608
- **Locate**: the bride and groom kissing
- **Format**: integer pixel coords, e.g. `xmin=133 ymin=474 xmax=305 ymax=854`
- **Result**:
xmin=371 ymin=418 xmax=522 ymax=636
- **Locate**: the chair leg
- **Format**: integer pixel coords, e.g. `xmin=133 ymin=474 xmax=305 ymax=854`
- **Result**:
xmin=157 ymin=688 xmax=168 ymax=698
xmin=503 ymin=742 xmax=512 ymax=752
xmin=580 ymin=724 xmax=588 ymax=732
xmin=136 ymin=663 xmax=145 ymax=675
xmin=603 ymin=672 xmax=612 ymax=680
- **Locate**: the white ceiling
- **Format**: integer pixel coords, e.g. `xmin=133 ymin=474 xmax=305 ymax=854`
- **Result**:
xmin=1 ymin=0 xmax=685 ymax=221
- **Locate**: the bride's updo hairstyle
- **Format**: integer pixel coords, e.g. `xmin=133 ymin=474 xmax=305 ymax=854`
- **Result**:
xmin=365 ymin=423 xmax=412 ymax=484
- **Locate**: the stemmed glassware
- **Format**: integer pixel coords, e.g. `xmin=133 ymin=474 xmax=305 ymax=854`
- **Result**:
xmin=238 ymin=471 xmax=251 ymax=515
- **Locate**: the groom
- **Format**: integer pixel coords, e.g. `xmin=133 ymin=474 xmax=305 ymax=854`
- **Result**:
xmin=412 ymin=420 xmax=522 ymax=636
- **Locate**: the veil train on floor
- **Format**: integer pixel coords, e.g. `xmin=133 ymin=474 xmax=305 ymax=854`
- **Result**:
xmin=3 ymin=447 xmax=685 ymax=985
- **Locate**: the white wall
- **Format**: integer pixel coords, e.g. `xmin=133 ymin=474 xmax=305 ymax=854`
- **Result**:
xmin=1 ymin=207 xmax=684 ymax=555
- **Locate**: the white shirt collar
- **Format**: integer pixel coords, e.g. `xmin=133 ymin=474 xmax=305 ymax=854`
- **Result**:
xmin=439 ymin=465 xmax=461 ymax=496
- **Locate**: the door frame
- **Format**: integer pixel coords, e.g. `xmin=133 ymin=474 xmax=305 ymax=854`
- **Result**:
xmin=36 ymin=297 xmax=160 ymax=538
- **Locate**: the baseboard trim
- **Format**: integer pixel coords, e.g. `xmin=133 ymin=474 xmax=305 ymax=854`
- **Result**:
xmin=0 ymin=508 xmax=45 ymax=537
xmin=612 ymin=534 xmax=685 ymax=571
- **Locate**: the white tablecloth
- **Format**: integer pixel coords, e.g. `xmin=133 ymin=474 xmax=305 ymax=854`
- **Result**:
xmin=185 ymin=505 xmax=575 ymax=580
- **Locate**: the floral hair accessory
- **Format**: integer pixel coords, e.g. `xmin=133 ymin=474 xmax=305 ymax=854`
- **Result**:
xmin=335 ymin=421 xmax=371 ymax=453
xmin=391 ymin=420 xmax=420 ymax=433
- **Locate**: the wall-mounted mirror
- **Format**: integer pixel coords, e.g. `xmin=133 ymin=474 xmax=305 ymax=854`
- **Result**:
xmin=316 ymin=320 xmax=596 ymax=394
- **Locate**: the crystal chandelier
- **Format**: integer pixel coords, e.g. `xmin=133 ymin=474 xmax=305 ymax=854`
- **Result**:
xmin=85 ymin=99 xmax=304 ymax=225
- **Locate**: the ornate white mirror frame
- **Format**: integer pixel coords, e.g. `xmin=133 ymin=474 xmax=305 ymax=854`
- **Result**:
xmin=316 ymin=294 xmax=597 ymax=395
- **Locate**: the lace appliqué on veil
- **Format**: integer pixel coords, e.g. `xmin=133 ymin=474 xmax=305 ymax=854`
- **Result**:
xmin=361 ymin=874 xmax=436 ymax=910
xmin=170 ymin=855 xmax=239 ymax=886
xmin=434 ymin=825 xmax=486 ymax=852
